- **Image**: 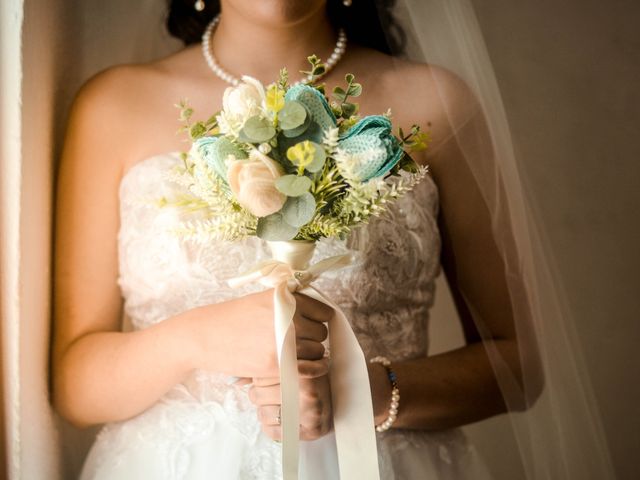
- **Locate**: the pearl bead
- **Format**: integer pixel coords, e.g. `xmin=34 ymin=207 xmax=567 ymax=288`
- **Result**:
xmin=201 ymin=15 xmax=347 ymax=86
xmin=258 ymin=143 xmax=272 ymax=154
xmin=370 ymin=356 xmax=400 ymax=433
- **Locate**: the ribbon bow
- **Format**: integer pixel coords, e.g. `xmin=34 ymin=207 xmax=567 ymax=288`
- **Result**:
xmin=228 ymin=241 xmax=380 ymax=480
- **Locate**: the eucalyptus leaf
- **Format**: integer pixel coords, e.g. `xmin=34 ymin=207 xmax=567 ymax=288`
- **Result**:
xmin=275 ymin=174 xmax=312 ymax=196
xmin=256 ymin=213 xmax=298 ymax=241
xmin=241 ymin=115 xmax=276 ymax=143
xmin=281 ymin=193 xmax=316 ymax=227
xmin=279 ymin=101 xmax=307 ymax=130
xmin=281 ymin=114 xmax=312 ymax=138
xmin=306 ymin=142 xmax=326 ymax=173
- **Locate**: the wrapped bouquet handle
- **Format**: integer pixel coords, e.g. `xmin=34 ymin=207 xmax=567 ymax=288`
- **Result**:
xmin=228 ymin=240 xmax=381 ymax=480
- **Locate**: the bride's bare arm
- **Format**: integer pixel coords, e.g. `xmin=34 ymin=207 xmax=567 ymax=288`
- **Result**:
xmin=52 ymin=70 xmax=329 ymax=428
xmin=367 ymin=67 xmax=542 ymax=430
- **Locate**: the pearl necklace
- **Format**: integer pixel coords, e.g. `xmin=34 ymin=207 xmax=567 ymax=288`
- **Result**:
xmin=201 ymin=15 xmax=347 ymax=86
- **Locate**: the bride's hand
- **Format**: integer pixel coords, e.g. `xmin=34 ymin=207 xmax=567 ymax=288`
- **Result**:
xmin=249 ymin=357 xmax=333 ymax=441
xmin=189 ymin=290 xmax=331 ymax=379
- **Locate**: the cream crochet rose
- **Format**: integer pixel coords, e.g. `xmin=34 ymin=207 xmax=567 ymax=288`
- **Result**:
xmin=227 ymin=149 xmax=286 ymax=217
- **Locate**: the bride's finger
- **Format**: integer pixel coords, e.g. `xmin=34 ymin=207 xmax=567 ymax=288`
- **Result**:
xmin=252 ymin=377 xmax=280 ymax=387
xmin=294 ymin=313 xmax=328 ymax=342
xmin=293 ymin=293 xmax=334 ymax=323
xmin=297 ymin=338 xmax=325 ymax=360
xmin=248 ymin=383 xmax=281 ymax=405
xmin=257 ymin=404 xmax=282 ymax=426
xmin=298 ymin=358 xmax=329 ymax=378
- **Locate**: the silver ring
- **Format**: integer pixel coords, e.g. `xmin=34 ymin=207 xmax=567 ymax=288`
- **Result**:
xmin=276 ymin=406 xmax=282 ymax=425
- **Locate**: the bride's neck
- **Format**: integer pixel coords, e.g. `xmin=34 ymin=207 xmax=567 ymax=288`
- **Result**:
xmin=213 ymin=5 xmax=337 ymax=83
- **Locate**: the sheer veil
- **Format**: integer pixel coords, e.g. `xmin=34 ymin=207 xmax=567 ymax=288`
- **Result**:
xmin=384 ymin=0 xmax=615 ymax=478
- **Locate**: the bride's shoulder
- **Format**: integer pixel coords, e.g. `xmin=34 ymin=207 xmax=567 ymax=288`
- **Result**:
xmin=376 ymin=51 xmax=476 ymax=120
xmin=351 ymin=47 xmax=479 ymax=152
xmin=353 ymin=47 xmax=474 ymax=98
xmin=66 ymin=46 xmax=201 ymax=164
xmin=65 ymin=46 xmax=200 ymax=172
xmin=73 ymin=46 xmax=199 ymax=110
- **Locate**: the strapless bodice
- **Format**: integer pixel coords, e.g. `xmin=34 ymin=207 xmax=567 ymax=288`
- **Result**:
xmin=117 ymin=152 xmax=442 ymax=362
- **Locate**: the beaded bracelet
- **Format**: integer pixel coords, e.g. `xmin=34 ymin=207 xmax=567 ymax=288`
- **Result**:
xmin=369 ymin=356 xmax=400 ymax=433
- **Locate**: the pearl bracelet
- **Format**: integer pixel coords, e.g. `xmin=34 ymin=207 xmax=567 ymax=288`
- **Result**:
xmin=369 ymin=356 xmax=400 ymax=433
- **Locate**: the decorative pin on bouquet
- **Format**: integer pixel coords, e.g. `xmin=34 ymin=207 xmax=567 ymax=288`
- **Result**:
xmin=164 ymin=56 xmax=429 ymax=480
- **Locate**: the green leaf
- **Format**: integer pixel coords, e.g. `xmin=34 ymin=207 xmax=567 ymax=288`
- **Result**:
xmin=345 ymin=73 xmax=355 ymax=83
xmin=391 ymin=152 xmax=418 ymax=175
xmin=281 ymin=193 xmax=316 ymax=227
xmin=180 ymin=107 xmax=194 ymax=121
xmin=189 ymin=122 xmax=207 ymax=139
xmin=306 ymin=142 xmax=326 ymax=173
xmin=279 ymin=101 xmax=307 ymax=130
xmin=341 ymin=103 xmax=357 ymax=118
xmin=256 ymin=213 xmax=299 ymax=241
xmin=275 ymin=174 xmax=312 ymax=196
xmin=241 ymin=115 xmax=276 ymax=143
xmin=281 ymin=115 xmax=312 ymax=138
xmin=332 ymin=86 xmax=346 ymax=102
xmin=313 ymin=65 xmax=326 ymax=76
xmin=347 ymin=83 xmax=362 ymax=97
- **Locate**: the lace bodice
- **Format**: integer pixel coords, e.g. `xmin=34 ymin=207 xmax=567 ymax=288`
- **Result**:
xmin=81 ymin=152 xmax=486 ymax=480
xmin=117 ymin=153 xmax=441 ymax=360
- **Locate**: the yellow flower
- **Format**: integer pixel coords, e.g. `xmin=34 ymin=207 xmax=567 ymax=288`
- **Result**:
xmin=286 ymin=140 xmax=316 ymax=173
xmin=266 ymin=84 xmax=285 ymax=113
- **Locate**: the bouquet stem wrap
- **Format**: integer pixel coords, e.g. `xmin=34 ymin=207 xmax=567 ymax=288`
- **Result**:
xmin=228 ymin=240 xmax=380 ymax=480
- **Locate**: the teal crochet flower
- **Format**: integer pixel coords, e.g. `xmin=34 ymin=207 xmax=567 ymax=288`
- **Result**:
xmin=276 ymin=84 xmax=338 ymax=161
xmin=338 ymin=115 xmax=404 ymax=182
xmin=284 ymin=84 xmax=337 ymax=132
xmin=281 ymin=86 xmax=402 ymax=182
xmin=191 ymin=135 xmax=247 ymax=183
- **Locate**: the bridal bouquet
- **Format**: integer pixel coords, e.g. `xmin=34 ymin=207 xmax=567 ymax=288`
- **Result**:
xmin=164 ymin=56 xmax=429 ymax=480
xmin=166 ymin=55 xmax=429 ymax=243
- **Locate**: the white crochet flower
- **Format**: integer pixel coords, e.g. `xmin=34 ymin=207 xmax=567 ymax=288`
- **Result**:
xmin=217 ymin=76 xmax=266 ymax=135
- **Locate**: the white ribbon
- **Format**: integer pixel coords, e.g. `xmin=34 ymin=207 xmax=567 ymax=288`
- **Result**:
xmin=228 ymin=240 xmax=380 ymax=480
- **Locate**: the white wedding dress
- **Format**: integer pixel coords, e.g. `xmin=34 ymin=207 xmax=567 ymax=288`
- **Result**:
xmin=79 ymin=152 xmax=492 ymax=480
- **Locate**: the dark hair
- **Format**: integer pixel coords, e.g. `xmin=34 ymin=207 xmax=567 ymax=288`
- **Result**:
xmin=166 ymin=0 xmax=405 ymax=55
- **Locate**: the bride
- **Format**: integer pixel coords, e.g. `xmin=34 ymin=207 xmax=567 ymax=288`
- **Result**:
xmin=52 ymin=0 xmax=536 ymax=478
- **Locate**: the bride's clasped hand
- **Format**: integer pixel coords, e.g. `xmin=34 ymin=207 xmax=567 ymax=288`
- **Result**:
xmin=187 ymin=290 xmax=331 ymax=380
xmin=188 ymin=289 xmax=336 ymax=443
